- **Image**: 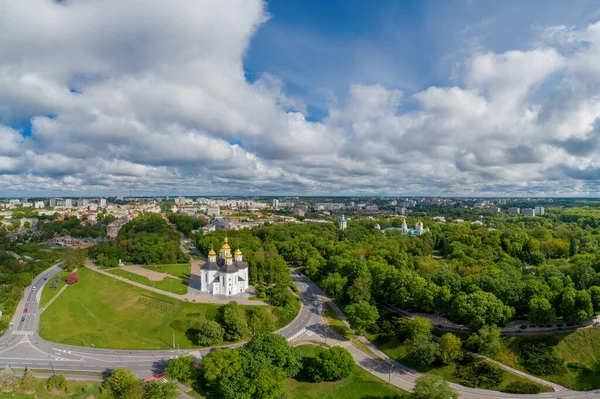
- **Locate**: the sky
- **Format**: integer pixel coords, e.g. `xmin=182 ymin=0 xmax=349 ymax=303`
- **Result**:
xmin=3 ymin=0 xmax=600 ymax=196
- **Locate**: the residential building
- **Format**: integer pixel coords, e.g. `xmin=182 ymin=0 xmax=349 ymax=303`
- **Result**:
xmin=508 ymin=207 xmax=520 ymax=215
xmin=34 ymin=201 xmax=45 ymax=209
xmin=535 ymin=206 xmax=545 ymax=216
xmin=272 ymin=199 xmax=279 ymax=208
xmin=207 ymin=207 xmax=220 ymax=217
xmin=522 ymin=208 xmax=536 ymax=217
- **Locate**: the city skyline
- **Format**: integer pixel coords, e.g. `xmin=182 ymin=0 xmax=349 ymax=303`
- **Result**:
xmin=3 ymin=0 xmax=600 ymax=196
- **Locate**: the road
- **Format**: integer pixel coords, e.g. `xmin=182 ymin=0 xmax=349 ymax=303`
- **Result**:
xmin=1 ymin=264 xmax=600 ymax=398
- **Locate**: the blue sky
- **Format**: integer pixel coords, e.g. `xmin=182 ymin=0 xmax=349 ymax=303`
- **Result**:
xmin=3 ymin=0 xmax=600 ymax=196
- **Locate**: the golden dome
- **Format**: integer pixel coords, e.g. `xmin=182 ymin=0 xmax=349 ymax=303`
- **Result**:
xmin=235 ymin=248 xmax=242 ymax=256
xmin=208 ymin=249 xmax=216 ymax=257
xmin=225 ymin=252 xmax=233 ymax=260
xmin=221 ymin=237 xmax=231 ymax=251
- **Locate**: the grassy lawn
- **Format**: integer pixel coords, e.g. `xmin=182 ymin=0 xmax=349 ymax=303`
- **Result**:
xmin=108 ymin=268 xmax=189 ymax=295
xmin=0 ymin=378 xmax=108 ymax=398
xmin=141 ymin=264 xmax=191 ymax=279
xmin=324 ymin=304 xmax=355 ymax=340
xmin=39 ymin=270 xmax=70 ymax=308
xmin=372 ymin=335 xmax=552 ymax=393
xmin=286 ymin=345 xmax=408 ymax=399
xmin=40 ymin=267 xmax=280 ymax=350
xmin=497 ymin=328 xmax=600 ymax=390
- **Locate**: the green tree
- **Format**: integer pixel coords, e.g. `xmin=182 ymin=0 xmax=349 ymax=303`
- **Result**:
xmin=589 ymin=286 xmax=600 ymax=313
xmin=438 ymin=333 xmax=463 ymax=365
xmin=219 ymin=301 xmax=250 ymax=341
xmin=246 ymin=308 xmax=276 ymax=335
xmin=144 ymin=380 xmax=179 ymax=399
xmin=398 ymin=316 xmax=433 ymax=340
xmin=165 ymin=355 xmax=195 ymax=382
xmin=199 ymin=348 xmax=244 ymax=388
xmin=106 ymin=368 xmax=140 ymax=398
xmin=197 ymin=321 xmax=225 ymax=346
xmin=412 ymin=373 xmax=459 ymax=399
xmin=307 ymin=346 xmax=355 ymax=382
xmin=46 ymin=375 xmax=69 ymax=393
xmin=406 ymin=335 xmax=439 ymax=366
xmin=322 ymin=272 xmax=347 ymax=300
xmin=561 ymin=288 xmax=594 ymax=325
xmin=450 ymin=291 xmax=514 ymax=330
xmin=20 ymin=369 xmax=36 ymax=393
xmin=528 ymin=296 xmax=556 ymax=324
xmin=347 ymin=271 xmax=372 ymax=303
xmin=345 ymin=300 xmax=379 ymax=335
xmin=63 ymin=249 xmax=85 ymax=272
xmin=465 ymin=325 xmax=502 ymax=357
xmin=244 ymin=333 xmax=302 ymax=377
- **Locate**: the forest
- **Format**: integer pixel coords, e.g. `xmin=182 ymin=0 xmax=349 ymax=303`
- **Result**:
xmin=167 ymin=212 xmax=207 ymax=237
xmin=196 ymin=211 xmax=600 ymax=332
xmin=89 ymin=213 xmax=189 ymax=266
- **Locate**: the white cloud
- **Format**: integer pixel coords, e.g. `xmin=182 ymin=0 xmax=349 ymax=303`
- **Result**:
xmin=1 ymin=1 xmax=600 ymax=195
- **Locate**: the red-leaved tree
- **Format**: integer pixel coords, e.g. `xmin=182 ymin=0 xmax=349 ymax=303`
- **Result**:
xmin=66 ymin=271 xmax=79 ymax=285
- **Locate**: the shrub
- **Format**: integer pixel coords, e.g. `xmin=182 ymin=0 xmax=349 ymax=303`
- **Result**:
xmin=455 ymin=358 xmax=504 ymax=388
xmin=47 ymin=375 xmax=70 ymax=393
xmin=406 ymin=335 xmax=439 ymax=366
xmin=517 ymin=340 xmax=566 ymax=375
xmin=306 ymin=346 xmax=354 ymax=382
xmin=566 ymin=361 xmax=593 ymax=373
xmin=66 ymin=271 xmax=79 ymax=285
xmin=502 ymin=381 xmax=541 ymax=394
xmin=197 ymin=321 xmax=225 ymax=346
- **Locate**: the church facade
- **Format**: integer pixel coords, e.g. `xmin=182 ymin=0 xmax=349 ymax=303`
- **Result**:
xmin=200 ymin=237 xmax=249 ymax=296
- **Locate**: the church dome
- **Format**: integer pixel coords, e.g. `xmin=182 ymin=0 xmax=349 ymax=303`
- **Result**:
xmin=235 ymin=248 xmax=242 ymax=256
xmin=208 ymin=249 xmax=216 ymax=257
xmin=221 ymin=237 xmax=231 ymax=251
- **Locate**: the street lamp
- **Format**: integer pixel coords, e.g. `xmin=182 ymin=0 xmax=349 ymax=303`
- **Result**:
xmin=387 ymin=362 xmax=394 ymax=384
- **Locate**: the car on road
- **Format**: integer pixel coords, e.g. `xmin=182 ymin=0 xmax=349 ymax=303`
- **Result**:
xmin=24 ymin=308 xmax=28 ymax=313
xmin=20 ymin=316 xmax=25 ymax=322
xmin=519 ymin=325 xmax=527 ymax=329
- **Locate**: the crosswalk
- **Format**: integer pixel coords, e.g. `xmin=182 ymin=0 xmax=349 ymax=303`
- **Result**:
xmin=12 ymin=331 xmax=33 ymax=336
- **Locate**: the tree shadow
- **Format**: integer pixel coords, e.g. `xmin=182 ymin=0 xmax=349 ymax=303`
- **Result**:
xmin=185 ymin=328 xmax=200 ymax=345
xmin=151 ymin=359 xmax=168 ymax=375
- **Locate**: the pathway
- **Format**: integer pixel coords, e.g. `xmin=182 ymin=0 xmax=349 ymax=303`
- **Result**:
xmin=120 ymin=265 xmax=180 ymax=282
xmin=40 ymin=284 xmax=69 ymax=313
xmin=86 ymin=260 xmax=268 ymax=306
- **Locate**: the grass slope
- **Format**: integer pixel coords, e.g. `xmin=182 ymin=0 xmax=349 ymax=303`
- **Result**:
xmin=141 ymin=264 xmax=191 ymax=279
xmin=108 ymin=267 xmax=189 ymax=295
xmin=39 ymin=270 xmax=70 ymax=308
xmin=498 ymin=328 xmax=600 ymax=390
xmin=373 ymin=335 xmax=552 ymax=393
xmin=286 ymin=345 xmax=408 ymax=399
xmin=0 ymin=378 xmax=108 ymax=399
xmin=39 ymin=267 xmax=277 ymax=350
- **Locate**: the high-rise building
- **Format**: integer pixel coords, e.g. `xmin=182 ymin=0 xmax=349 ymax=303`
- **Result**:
xmin=508 ymin=207 xmax=520 ymax=215
xmin=273 ymin=199 xmax=279 ymax=208
xmin=535 ymin=206 xmax=545 ymax=216
xmin=522 ymin=208 xmax=535 ymax=217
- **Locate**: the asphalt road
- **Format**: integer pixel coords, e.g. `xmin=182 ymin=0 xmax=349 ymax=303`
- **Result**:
xmin=2 ymin=264 xmax=600 ymax=398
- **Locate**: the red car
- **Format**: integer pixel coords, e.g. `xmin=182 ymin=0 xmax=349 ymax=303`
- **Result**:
xmin=24 ymin=308 xmax=28 ymax=313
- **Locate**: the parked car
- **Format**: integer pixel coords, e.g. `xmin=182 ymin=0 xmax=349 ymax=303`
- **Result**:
xmin=24 ymin=308 xmax=28 ymax=313
xmin=519 ymin=325 xmax=527 ymax=329
xmin=20 ymin=316 xmax=25 ymax=322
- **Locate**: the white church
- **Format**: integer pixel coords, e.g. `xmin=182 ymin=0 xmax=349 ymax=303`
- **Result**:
xmin=200 ymin=237 xmax=249 ymax=296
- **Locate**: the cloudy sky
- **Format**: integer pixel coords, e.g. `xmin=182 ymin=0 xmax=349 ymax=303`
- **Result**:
xmin=2 ymin=0 xmax=600 ymax=196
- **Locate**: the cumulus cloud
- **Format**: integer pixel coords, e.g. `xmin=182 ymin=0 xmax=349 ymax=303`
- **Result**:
xmin=2 ymin=0 xmax=600 ymax=195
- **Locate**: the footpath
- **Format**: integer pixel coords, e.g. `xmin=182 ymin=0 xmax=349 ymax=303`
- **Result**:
xmin=85 ymin=260 xmax=268 ymax=306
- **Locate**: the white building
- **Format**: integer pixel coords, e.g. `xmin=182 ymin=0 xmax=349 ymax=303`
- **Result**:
xmin=207 ymin=207 xmax=220 ymax=217
xmin=339 ymin=214 xmax=347 ymax=230
xmin=273 ymin=199 xmax=279 ymax=208
xmin=522 ymin=208 xmax=535 ymax=217
xmin=99 ymin=198 xmax=107 ymax=207
xmin=535 ymin=206 xmax=545 ymax=216
xmin=401 ymin=219 xmax=427 ymax=236
xmin=200 ymin=237 xmax=249 ymax=296
xmin=508 ymin=207 xmax=520 ymax=215
xmin=34 ymin=201 xmax=45 ymax=209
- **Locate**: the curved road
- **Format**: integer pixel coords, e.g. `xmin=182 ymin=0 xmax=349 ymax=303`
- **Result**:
xmin=1 ymin=264 xmax=598 ymax=398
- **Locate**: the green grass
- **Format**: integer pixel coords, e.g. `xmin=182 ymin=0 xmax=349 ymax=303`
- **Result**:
xmin=371 ymin=335 xmax=552 ymax=393
xmin=324 ymin=304 xmax=355 ymax=340
xmin=285 ymin=345 xmax=408 ymax=399
xmin=108 ymin=268 xmax=189 ymax=295
xmin=0 ymin=378 xmax=108 ymax=398
xmin=191 ymin=254 xmax=201 ymax=260
xmin=497 ymin=328 xmax=600 ymax=390
xmin=40 ymin=270 xmax=70 ymax=308
xmin=39 ymin=267 xmax=281 ymax=350
xmin=141 ymin=263 xmax=191 ymax=279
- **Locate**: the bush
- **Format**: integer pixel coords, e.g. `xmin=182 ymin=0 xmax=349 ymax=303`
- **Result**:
xmin=306 ymin=346 xmax=354 ymax=382
xmin=455 ymin=358 xmax=504 ymax=388
xmin=517 ymin=340 xmax=566 ymax=375
xmin=197 ymin=321 xmax=225 ymax=346
xmin=66 ymin=271 xmax=79 ymax=285
xmin=47 ymin=375 xmax=70 ymax=393
xmin=406 ymin=335 xmax=439 ymax=366
xmin=566 ymin=361 xmax=593 ymax=373
xmin=502 ymin=381 xmax=541 ymax=394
